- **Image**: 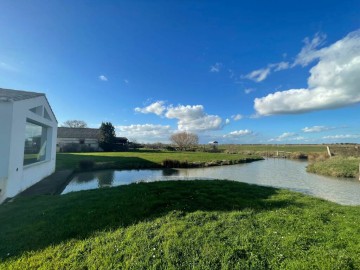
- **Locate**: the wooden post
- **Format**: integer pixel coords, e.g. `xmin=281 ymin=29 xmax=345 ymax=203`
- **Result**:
xmin=326 ymin=146 xmax=332 ymax=157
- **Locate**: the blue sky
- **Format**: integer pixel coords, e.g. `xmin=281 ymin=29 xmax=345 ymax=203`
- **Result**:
xmin=1 ymin=1 xmax=360 ymax=143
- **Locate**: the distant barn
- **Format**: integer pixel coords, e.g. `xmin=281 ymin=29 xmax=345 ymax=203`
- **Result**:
xmin=57 ymin=127 xmax=128 ymax=152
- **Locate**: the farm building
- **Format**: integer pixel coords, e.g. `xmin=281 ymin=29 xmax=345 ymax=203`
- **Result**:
xmin=57 ymin=127 xmax=128 ymax=152
xmin=0 ymin=88 xmax=57 ymax=203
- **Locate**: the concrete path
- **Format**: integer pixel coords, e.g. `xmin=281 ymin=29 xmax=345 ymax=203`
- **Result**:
xmin=18 ymin=170 xmax=74 ymax=197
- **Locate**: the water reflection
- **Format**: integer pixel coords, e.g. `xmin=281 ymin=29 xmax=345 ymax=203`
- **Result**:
xmin=162 ymin=169 xmax=179 ymax=176
xmin=74 ymin=172 xmax=95 ymax=183
xmin=61 ymin=159 xmax=360 ymax=205
xmin=97 ymin=171 xmax=114 ymax=187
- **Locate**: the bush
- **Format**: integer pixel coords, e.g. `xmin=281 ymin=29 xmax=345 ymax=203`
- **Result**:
xmin=78 ymin=160 xmax=95 ymax=170
xmin=162 ymin=159 xmax=189 ymax=168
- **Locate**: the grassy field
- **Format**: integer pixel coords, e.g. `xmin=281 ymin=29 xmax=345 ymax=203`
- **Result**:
xmin=1 ymin=180 xmax=360 ymax=269
xmin=56 ymin=150 xmax=262 ymax=171
xmin=219 ymin=144 xmax=328 ymax=154
xmin=307 ymin=157 xmax=360 ymax=178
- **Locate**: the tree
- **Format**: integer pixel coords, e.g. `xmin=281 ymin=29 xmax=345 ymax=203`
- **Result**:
xmin=170 ymin=131 xmax=199 ymax=150
xmin=98 ymin=122 xmax=116 ymax=151
xmin=61 ymin=120 xmax=88 ymax=128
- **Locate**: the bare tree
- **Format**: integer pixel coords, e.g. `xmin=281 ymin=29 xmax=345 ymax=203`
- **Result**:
xmin=61 ymin=120 xmax=88 ymax=128
xmin=170 ymin=131 xmax=199 ymax=150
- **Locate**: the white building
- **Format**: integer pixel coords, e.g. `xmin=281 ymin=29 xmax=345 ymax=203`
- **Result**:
xmin=0 ymin=88 xmax=57 ymax=203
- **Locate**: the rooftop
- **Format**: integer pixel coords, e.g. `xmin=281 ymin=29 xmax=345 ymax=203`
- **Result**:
xmin=0 ymin=88 xmax=44 ymax=102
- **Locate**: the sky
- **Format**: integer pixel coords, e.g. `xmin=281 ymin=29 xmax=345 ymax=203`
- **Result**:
xmin=1 ymin=0 xmax=360 ymax=144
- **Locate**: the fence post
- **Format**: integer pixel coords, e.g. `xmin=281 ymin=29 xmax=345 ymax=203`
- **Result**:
xmin=326 ymin=146 xmax=332 ymax=157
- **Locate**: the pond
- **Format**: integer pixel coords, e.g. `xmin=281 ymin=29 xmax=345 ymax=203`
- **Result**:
xmin=61 ymin=158 xmax=360 ymax=205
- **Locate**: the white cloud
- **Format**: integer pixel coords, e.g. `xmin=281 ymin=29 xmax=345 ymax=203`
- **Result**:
xmin=323 ymin=134 xmax=360 ymax=139
xmin=255 ymin=30 xmax=360 ymax=116
xmin=99 ymin=75 xmax=108 ymax=81
xmin=244 ymin=61 xmax=290 ymax=83
xmin=302 ymin=126 xmax=332 ymax=133
xmin=293 ymin=32 xmax=327 ymax=67
xmin=244 ymin=67 xmax=271 ymax=82
xmin=210 ymin=62 xmax=222 ymax=73
xmin=225 ymin=118 xmax=230 ymax=124
xmin=231 ymin=114 xmax=243 ymax=121
xmin=244 ymin=88 xmax=255 ymax=94
xmin=223 ymin=129 xmax=253 ymax=138
xmin=165 ymin=104 xmax=223 ymax=132
xmin=135 ymin=101 xmax=166 ymax=116
xmin=278 ymin=132 xmax=296 ymax=140
xmin=116 ymin=124 xmax=173 ymax=143
xmin=269 ymin=132 xmax=305 ymax=142
xmin=272 ymin=61 xmax=290 ymax=71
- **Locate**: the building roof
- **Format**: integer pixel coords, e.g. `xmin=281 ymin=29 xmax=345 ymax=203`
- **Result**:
xmin=0 ymin=88 xmax=44 ymax=102
xmin=58 ymin=127 xmax=129 ymax=141
xmin=57 ymin=127 xmax=100 ymax=139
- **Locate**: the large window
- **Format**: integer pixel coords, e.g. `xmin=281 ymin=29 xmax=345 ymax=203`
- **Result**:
xmin=24 ymin=121 xmax=48 ymax=165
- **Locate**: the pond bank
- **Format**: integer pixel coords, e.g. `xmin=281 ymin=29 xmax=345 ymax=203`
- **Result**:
xmin=307 ymin=156 xmax=360 ymax=178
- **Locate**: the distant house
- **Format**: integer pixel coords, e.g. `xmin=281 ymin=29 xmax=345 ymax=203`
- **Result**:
xmin=0 ymin=88 xmax=57 ymax=203
xmin=57 ymin=127 xmax=128 ymax=152
xmin=57 ymin=127 xmax=101 ymax=152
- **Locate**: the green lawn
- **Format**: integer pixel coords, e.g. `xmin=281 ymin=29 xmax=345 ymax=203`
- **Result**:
xmin=1 ymin=180 xmax=360 ymax=269
xmin=56 ymin=150 xmax=262 ymax=171
xmin=307 ymin=156 xmax=360 ymax=178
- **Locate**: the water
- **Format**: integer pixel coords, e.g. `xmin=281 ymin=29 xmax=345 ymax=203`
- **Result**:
xmin=61 ymin=159 xmax=360 ymax=205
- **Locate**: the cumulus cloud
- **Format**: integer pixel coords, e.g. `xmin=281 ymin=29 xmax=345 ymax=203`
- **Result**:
xmin=231 ymin=114 xmax=243 ymax=121
xmin=210 ymin=62 xmax=222 ymax=72
xmin=225 ymin=118 xmax=230 ymax=124
xmin=255 ymin=30 xmax=360 ymax=116
xmin=302 ymin=126 xmax=332 ymax=133
xmin=99 ymin=75 xmax=108 ymax=81
xmin=116 ymin=124 xmax=173 ymax=143
xmin=165 ymin=105 xmax=223 ymax=131
xmin=223 ymin=129 xmax=253 ymax=138
xmin=135 ymin=101 xmax=166 ymax=116
xmin=135 ymin=101 xmax=225 ymax=132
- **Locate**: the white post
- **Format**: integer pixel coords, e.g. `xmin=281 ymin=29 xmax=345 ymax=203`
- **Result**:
xmin=359 ymin=163 xmax=360 ymax=181
xmin=326 ymin=146 xmax=332 ymax=157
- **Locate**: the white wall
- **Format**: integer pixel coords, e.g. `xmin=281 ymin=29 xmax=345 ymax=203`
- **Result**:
xmin=0 ymin=96 xmax=57 ymax=203
xmin=0 ymin=102 xmax=13 ymax=203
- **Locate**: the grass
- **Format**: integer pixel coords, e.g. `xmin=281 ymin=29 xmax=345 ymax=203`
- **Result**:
xmin=1 ymin=180 xmax=360 ymax=269
xmin=56 ymin=150 xmax=262 ymax=171
xmin=220 ymin=144 xmax=328 ymax=153
xmin=307 ymin=156 xmax=360 ymax=178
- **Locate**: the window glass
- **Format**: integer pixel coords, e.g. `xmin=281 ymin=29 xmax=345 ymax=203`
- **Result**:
xmin=24 ymin=121 xmax=47 ymax=165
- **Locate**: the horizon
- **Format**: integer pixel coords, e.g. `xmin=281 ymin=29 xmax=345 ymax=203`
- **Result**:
xmin=1 ymin=1 xmax=359 ymax=144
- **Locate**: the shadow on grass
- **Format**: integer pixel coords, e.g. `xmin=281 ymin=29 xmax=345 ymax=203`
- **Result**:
xmin=0 ymin=180 xmax=304 ymax=260
xmin=56 ymin=153 xmax=162 ymax=171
